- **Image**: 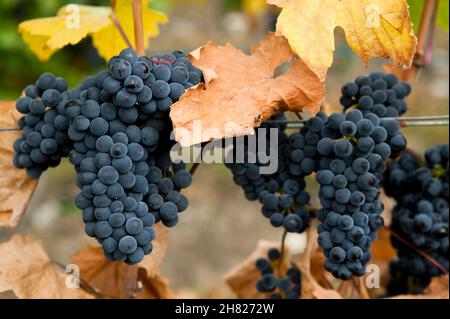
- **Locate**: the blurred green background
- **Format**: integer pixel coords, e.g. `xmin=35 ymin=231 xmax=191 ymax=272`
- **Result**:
xmin=0 ymin=0 xmax=448 ymax=299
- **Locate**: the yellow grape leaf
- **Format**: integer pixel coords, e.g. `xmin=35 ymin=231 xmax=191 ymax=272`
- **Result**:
xmin=268 ymin=0 xmax=417 ymax=81
xmin=0 ymin=101 xmax=38 ymax=229
xmin=18 ymin=1 xmax=168 ymax=62
xmin=243 ymin=0 xmax=268 ymax=17
xmin=0 ymin=235 xmax=92 ymax=299
xmin=93 ymin=0 xmax=168 ymax=60
xmin=18 ymin=5 xmax=111 ymax=62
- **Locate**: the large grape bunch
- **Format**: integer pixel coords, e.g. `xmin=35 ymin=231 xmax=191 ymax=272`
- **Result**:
xmin=13 ymin=49 xmax=202 ymax=264
xmin=255 ymin=248 xmax=301 ymax=299
xmin=383 ymin=145 xmax=449 ymax=294
xmin=340 ymin=72 xmax=409 ymax=158
xmin=226 ymin=114 xmax=313 ymax=234
xmin=13 ymin=74 xmax=71 ymax=178
xmin=291 ymin=109 xmax=401 ymax=279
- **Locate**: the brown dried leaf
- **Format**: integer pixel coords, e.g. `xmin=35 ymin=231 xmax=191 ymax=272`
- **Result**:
xmin=0 ymin=101 xmax=38 ymax=228
xmin=170 ymin=33 xmax=324 ymax=147
xmin=371 ymin=227 xmax=396 ymax=264
xmin=388 ymin=292 xmax=449 ymax=299
xmin=291 ymin=220 xmax=343 ymax=299
xmin=72 ymin=246 xmax=139 ymax=299
xmin=0 ymin=235 xmax=92 ymax=299
xmin=71 ymin=224 xmax=171 ymax=299
xmin=224 ymin=240 xmax=286 ymax=299
xmin=135 ymin=268 xmax=176 ymax=299
xmin=424 ymin=275 xmax=449 ymax=296
xmin=139 ymin=224 xmax=169 ymax=277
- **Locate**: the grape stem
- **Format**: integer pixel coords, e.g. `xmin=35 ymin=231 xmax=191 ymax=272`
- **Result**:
xmin=385 ymin=226 xmax=449 ymax=275
xmin=353 ymin=276 xmax=370 ymax=299
xmin=414 ymin=0 xmax=439 ymax=71
xmin=0 ymin=127 xmax=21 ymax=132
xmin=52 ymin=261 xmax=105 ymax=299
xmin=277 ymin=230 xmax=288 ymax=277
xmin=338 ymin=280 xmax=351 ymax=297
xmin=190 ymin=163 xmax=201 ymax=175
xmin=132 ymin=0 xmax=145 ymax=56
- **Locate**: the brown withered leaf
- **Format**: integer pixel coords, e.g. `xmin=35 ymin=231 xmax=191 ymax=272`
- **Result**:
xmin=134 ymin=268 xmax=176 ymax=299
xmin=0 ymin=235 xmax=92 ymax=299
xmin=0 ymin=101 xmax=38 ymax=228
xmin=224 ymin=240 xmax=287 ymax=299
xmin=170 ymin=33 xmax=324 ymax=147
xmin=424 ymin=275 xmax=449 ymax=297
xmin=139 ymin=224 xmax=169 ymax=277
xmin=291 ymin=220 xmax=343 ymax=299
xmin=371 ymin=227 xmax=396 ymax=264
xmin=72 ymin=224 xmax=172 ymax=299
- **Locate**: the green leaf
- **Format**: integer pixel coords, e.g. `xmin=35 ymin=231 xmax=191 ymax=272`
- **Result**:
xmin=408 ymin=0 xmax=425 ymax=34
xmin=437 ymin=0 xmax=449 ymax=32
xmin=408 ymin=0 xmax=449 ymax=33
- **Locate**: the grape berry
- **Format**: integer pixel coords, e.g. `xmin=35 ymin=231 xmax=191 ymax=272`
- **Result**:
xmin=384 ymin=144 xmax=449 ymax=294
xmin=255 ymin=248 xmax=301 ymax=299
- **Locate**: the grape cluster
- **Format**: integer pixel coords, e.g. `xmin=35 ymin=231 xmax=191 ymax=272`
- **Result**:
xmin=13 ymin=49 xmax=201 ymax=264
xmin=226 ymin=114 xmax=313 ymax=233
xmin=384 ymin=145 xmax=449 ymax=294
xmin=67 ymin=49 xmax=200 ymax=263
xmin=290 ymin=110 xmax=399 ymax=279
xmin=340 ymin=73 xmax=409 ymax=158
xmin=13 ymin=73 xmax=71 ymax=178
xmin=340 ymin=72 xmax=411 ymax=118
xmin=255 ymin=248 xmax=301 ymax=299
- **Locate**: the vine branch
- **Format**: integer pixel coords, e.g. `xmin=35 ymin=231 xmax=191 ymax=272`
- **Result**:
xmin=405 ymin=0 xmax=439 ymax=83
xmin=386 ymin=226 xmax=449 ymax=275
xmin=132 ymin=0 xmax=145 ymax=56
xmin=277 ymin=230 xmax=288 ymax=277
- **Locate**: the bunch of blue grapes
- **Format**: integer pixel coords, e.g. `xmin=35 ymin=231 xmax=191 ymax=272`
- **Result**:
xmin=13 ymin=49 xmax=200 ymax=264
xmin=255 ymin=248 xmax=301 ymax=299
xmin=340 ymin=72 xmax=409 ymax=158
xmin=384 ymin=145 xmax=449 ymax=294
xmin=226 ymin=114 xmax=313 ymax=234
xmin=340 ymin=72 xmax=411 ymax=117
xmin=291 ymin=109 xmax=401 ymax=279
xmin=13 ymin=73 xmax=71 ymax=178
xmin=66 ymin=49 xmax=199 ymax=264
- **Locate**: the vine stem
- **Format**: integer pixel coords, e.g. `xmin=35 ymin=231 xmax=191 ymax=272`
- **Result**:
xmin=385 ymin=226 xmax=449 ymax=275
xmin=190 ymin=163 xmax=200 ymax=175
xmin=353 ymin=277 xmax=370 ymax=299
xmin=132 ymin=0 xmax=145 ymax=56
xmin=110 ymin=0 xmax=134 ymax=49
xmin=277 ymin=230 xmax=288 ymax=277
xmin=0 ymin=127 xmax=21 ymax=132
xmin=405 ymin=0 xmax=439 ymax=82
